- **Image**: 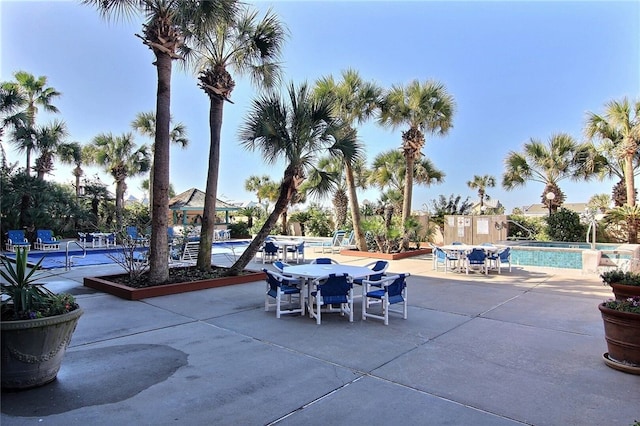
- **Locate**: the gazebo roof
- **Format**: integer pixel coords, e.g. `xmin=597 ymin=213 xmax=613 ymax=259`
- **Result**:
xmin=168 ymin=188 xmax=239 ymax=211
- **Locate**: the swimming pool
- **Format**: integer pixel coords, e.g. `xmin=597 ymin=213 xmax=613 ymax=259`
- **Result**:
xmin=3 ymin=240 xmax=252 ymax=270
xmin=501 ymin=241 xmax=640 ymax=271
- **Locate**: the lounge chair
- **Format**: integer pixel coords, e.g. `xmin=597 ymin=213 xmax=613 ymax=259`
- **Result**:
xmin=126 ymin=226 xmax=148 ymax=246
xmin=6 ymin=230 xmax=30 ymax=252
xmin=318 ymin=230 xmax=347 ymax=253
xmin=35 ymin=230 xmax=60 ymax=250
xmin=340 ymin=230 xmax=357 ymax=250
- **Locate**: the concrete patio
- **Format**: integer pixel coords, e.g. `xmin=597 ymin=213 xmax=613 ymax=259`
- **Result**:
xmin=1 ymin=249 xmax=639 ymax=425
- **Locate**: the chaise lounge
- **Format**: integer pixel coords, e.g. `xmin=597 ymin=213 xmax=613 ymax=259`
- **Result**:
xmin=35 ymin=229 xmax=60 ymax=250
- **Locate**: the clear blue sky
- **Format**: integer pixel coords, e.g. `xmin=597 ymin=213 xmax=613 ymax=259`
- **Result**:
xmin=1 ymin=1 xmax=638 ymax=213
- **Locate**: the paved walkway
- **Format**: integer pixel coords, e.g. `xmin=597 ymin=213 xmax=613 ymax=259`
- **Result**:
xmin=2 ymin=249 xmax=639 ymax=425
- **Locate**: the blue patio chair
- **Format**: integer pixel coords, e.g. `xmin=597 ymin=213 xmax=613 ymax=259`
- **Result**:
xmin=488 ymin=247 xmax=511 ymax=273
xmin=353 ymin=260 xmax=389 ymax=286
xmin=465 ymin=248 xmax=487 ymax=274
xmin=263 ymin=269 xmax=305 ymax=318
xmin=6 ymin=230 xmax=30 ymax=252
xmin=34 ymin=229 xmax=59 ymax=250
xmin=309 ymin=273 xmax=354 ymax=324
xmin=433 ymin=247 xmax=459 ymax=273
xmin=261 ymin=241 xmax=280 ymax=264
xmin=105 ymin=233 xmax=116 ymax=247
xmin=362 ymin=273 xmax=410 ymax=325
xmin=311 ymin=257 xmax=339 ymax=265
xmin=286 ymin=240 xmax=306 ymax=264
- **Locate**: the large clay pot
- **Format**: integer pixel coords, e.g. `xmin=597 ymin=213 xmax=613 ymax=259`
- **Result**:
xmin=609 ymin=283 xmax=640 ymax=301
xmin=598 ymin=303 xmax=640 ymax=374
xmin=1 ymin=308 xmax=83 ymax=390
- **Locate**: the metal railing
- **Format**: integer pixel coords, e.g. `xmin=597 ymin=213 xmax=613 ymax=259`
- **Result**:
xmin=65 ymin=240 xmax=86 ymax=270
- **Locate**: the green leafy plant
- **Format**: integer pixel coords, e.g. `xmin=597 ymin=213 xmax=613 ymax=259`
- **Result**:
xmin=603 ymin=296 xmax=640 ymax=314
xmin=1 ymin=247 xmax=78 ymax=320
xmin=600 ymin=270 xmax=640 ymax=287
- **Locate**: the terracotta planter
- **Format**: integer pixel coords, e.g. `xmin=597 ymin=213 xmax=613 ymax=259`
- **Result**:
xmin=1 ymin=308 xmax=83 ymax=390
xmin=598 ymin=303 xmax=640 ymax=374
xmin=609 ymin=283 xmax=640 ymax=301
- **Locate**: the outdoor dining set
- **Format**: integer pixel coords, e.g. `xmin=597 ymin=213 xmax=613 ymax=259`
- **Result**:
xmin=263 ymin=258 xmax=410 ymax=326
xmin=431 ymin=242 xmax=512 ymax=274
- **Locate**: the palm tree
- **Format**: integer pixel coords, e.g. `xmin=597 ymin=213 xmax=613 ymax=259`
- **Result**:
xmin=309 ymin=155 xmax=351 ymax=231
xmin=183 ymin=6 xmax=286 ymax=271
xmin=585 ymin=98 xmax=640 ymax=207
xmin=604 ymin=204 xmax=640 ymax=244
xmin=83 ymin=0 xmax=237 ymax=283
xmin=378 ymin=80 xmax=455 ymax=249
xmin=368 ymin=149 xmax=445 ymax=195
xmin=227 ymin=82 xmax=341 ymax=275
xmin=502 ymin=133 xmax=602 ymax=213
xmin=131 ymin=111 xmax=188 ymax=217
xmin=57 ymin=142 xmax=85 ymax=198
xmin=245 ymin=174 xmax=273 ymax=207
xmin=85 ymin=132 xmax=151 ymax=230
xmin=32 ymin=119 xmax=70 ymax=180
xmin=313 ymin=69 xmax=381 ymax=251
xmin=1 ymin=71 xmax=61 ymax=176
xmin=467 ymin=174 xmax=496 ymax=211
xmin=0 ymin=84 xmax=27 ymax=143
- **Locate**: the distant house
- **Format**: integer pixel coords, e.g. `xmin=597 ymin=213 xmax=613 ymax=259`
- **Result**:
xmin=521 ymin=202 xmax=589 ymax=218
xmin=168 ymin=188 xmax=239 ymax=226
xmin=470 ymin=199 xmax=503 ymax=215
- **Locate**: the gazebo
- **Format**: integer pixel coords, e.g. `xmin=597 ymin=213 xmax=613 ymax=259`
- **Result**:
xmin=168 ymin=188 xmax=240 ymax=226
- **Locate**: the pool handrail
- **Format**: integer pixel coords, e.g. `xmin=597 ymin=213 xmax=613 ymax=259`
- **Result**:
xmin=66 ymin=240 xmax=87 ymax=270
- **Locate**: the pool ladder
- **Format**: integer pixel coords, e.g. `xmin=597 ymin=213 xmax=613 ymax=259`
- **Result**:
xmin=66 ymin=240 xmax=87 ymax=270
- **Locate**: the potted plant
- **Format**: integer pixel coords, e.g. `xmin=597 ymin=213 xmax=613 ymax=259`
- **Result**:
xmin=599 ymin=296 xmax=640 ymax=374
xmin=600 ymin=269 xmax=640 ymax=301
xmin=1 ymin=247 xmax=83 ymax=390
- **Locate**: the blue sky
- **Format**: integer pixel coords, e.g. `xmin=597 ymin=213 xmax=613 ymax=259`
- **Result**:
xmin=1 ymin=1 xmax=638 ymax=213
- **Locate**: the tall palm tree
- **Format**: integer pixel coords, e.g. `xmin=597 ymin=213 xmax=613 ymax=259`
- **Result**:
xmin=467 ymin=174 xmax=496 ymax=210
xmin=368 ymin=149 xmax=445 ymax=195
xmin=183 ymin=6 xmax=286 ymax=271
xmin=585 ymin=97 xmax=640 ymax=207
xmin=32 ymin=119 xmax=70 ymax=180
xmin=1 ymin=71 xmax=61 ymax=176
xmin=57 ymin=141 xmax=85 ymax=198
xmin=313 ymin=69 xmax=381 ymax=251
xmin=85 ymin=132 xmax=151 ymax=230
xmin=378 ymin=79 xmax=455 ymax=249
xmin=309 ymin=155 xmax=351 ymax=231
xmin=227 ymin=82 xmax=341 ymax=275
xmin=83 ymin=0 xmax=237 ymax=283
xmin=131 ymin=111 xmax=188 ymax=216
xmin=502 ymin=133 xmax=602 ymax=213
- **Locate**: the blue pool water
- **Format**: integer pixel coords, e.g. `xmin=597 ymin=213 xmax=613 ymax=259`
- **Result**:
xmin=503 ymin=241 xmax=632 ymax=270
xmin=4 ymin=241 xmax=252 ymax=270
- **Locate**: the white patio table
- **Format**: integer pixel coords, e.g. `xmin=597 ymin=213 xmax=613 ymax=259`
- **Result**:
xmin=440 ymin=244 xmax=499 ymax=272
xmin=282 ymin=263 xmax=375 ymax=313
xmin=273 ymin=239 xmax=303 ymax=262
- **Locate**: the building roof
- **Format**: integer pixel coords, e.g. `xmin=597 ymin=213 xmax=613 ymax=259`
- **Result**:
xmin=168 ymin=188 xmax=239 ymax=211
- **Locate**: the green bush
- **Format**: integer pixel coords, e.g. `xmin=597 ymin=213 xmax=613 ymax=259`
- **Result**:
xmin=546 ymin=208 xmax=586 ymax=242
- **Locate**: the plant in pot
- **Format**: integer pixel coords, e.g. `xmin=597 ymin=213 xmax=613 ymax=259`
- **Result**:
xmin=1 ymin=247 xmax=83 ymax=390
xmin=598 ymin=296 xmax=640 ymax=374
xmin=600 ymin=269 xmax=640 ymax=301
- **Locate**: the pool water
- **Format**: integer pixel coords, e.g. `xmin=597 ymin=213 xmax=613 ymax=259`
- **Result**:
xmin=4 ymin=241 xmax=252 ymax=270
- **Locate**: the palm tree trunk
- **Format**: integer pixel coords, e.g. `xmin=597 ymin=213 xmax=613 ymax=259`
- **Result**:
xmin=148 ymin=53 xmax=172 ymax=284
xmin=401 ymin=155 xmax=414 ymax=251
xmin=227 ymin=182 xmax=293 ymax=276
xmin=197 ymin=97 xmax=224 ymax=271
xmin=625 ymin=155 xmax=636 ymax=207
xmin=345 ymin=162 xmax=367 ymax=251
xmin=115 ymin=179 xmax=125 ymax=230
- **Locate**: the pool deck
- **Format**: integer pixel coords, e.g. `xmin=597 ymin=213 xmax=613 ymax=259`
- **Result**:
xmin=1 ymin=248 xmax=639 ymax=425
